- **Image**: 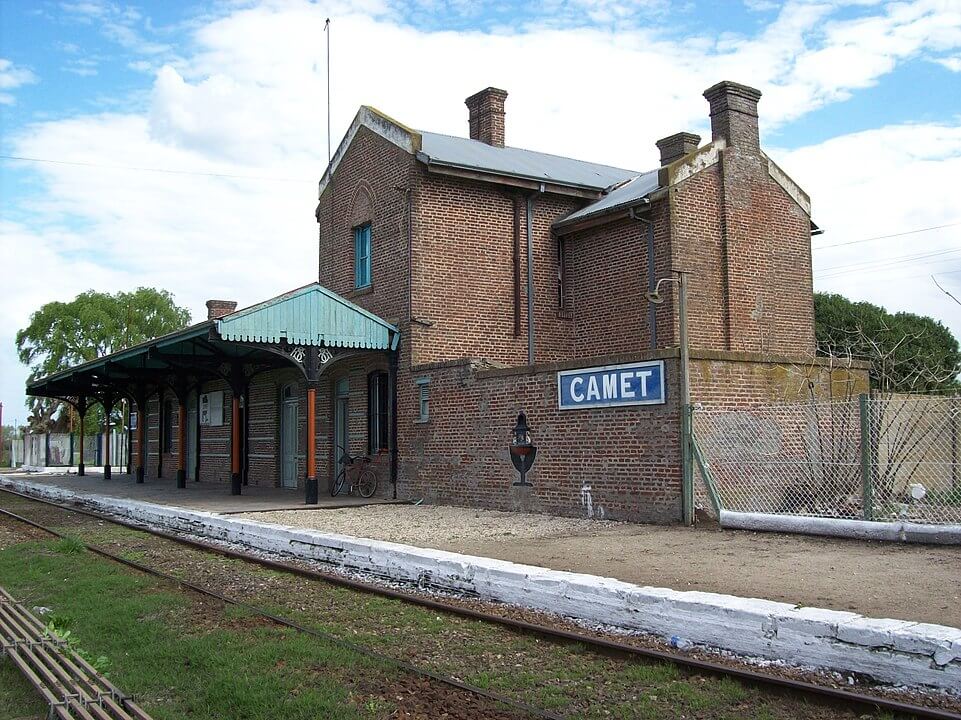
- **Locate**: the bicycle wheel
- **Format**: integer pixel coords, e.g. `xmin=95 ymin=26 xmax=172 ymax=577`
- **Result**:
xmin=331 ymin=468 xmax=346 ymax=497
xmin=357 ymin=468 xmax=377 ymax=499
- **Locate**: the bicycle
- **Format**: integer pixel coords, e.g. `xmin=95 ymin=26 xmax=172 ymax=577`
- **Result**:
xmin=331 ymin=448 xmax=378 ymax=498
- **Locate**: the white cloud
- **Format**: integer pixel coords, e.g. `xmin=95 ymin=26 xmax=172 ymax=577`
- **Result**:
xmin=775 ymin=122 xmax=961 ymax=342
xmin=0 ymin=58 xmax=37 ymax=105
xmin=937 ymin=55 xmax=961 ymax=71
xmin=3 ymin=0 xmax=961 ymax=415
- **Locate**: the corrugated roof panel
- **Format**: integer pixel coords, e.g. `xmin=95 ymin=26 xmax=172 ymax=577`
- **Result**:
xmin=418 ymin=132 xmax=639 ymax=191
xmin=556 ymin=169 xmax=661 ymax=226
xmin=217 ymin=283 xmax=397 ymax=350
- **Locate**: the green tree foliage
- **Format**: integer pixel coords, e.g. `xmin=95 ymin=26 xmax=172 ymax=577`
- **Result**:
xmin=814 ymin=292 xmax=961 ymax=393
xmin=16 ymin=288 xmax=192 ymax=429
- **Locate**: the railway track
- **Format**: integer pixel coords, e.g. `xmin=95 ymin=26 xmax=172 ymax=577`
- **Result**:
xmin=1 ymin=486 xmax=958 ymax=720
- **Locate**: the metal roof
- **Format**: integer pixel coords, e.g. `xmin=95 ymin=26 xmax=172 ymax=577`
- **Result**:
xmin=217 ymin=283 xmax=398 ymax=350
xmin=417 ymin=132 xmax=639 ymax=191
xmin=28 ymin=284 xmax=398 ymax=397
xmin=555 ymin=169 xmax=662 ymax=229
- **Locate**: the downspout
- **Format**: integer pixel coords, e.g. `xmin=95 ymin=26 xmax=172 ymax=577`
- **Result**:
xmin=526 ymin=187 xmax=543 ymax=365
xmin=388 ymin=347 xmax=399 ymax=500
xmin=513 ymin=195 xmax=522 ymax=337
xmin=630 ymin=201 xmax=657 ymax=348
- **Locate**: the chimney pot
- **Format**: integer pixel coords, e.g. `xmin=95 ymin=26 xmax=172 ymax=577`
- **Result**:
xmin=703 ymin=80 xmax=762 ymax=152
xmin=206 ymin=299 xmax=237 ymax=320
xmin=465 ymin=87 xmax=508 ymax=148
xmin=656 ymin=132 xmax=701 ymax=166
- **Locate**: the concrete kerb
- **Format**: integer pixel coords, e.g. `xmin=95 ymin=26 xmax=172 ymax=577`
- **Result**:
xmin=2 ymin=475 xmax=959 ymax=693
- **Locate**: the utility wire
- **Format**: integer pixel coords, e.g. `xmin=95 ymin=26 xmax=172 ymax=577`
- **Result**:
xmin=0 ymin=155 xmax=312 ymax=183
xmin=816 ymin=254 xmax=961 ymax=280
xmin=812 ymin=220 xmax=961 ymax=250
xmin=815 ymin=246 xmax=961 ymax=275
xmin=816 ymin=265 xmax=961 ymax=283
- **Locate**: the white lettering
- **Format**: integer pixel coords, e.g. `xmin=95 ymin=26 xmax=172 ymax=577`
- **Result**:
xmin=636 ymin=370 xmax=653 ymax=397
xmin=586 ymin=376 xmax=601 ymax=400
xmin=570 ymin=377 xmax=585 ymax=402
xmin=620 ymin=373 xmax=635 ymax=398
xmin=602 ymin=373 xmax=618 ymax=399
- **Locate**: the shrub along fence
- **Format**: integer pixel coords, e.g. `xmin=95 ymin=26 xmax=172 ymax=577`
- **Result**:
xmin=692 ymin=394 xmax=961 ymax=534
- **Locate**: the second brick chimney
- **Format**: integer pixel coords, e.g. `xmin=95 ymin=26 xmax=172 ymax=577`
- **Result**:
xmin=703 ymin=80 xmax=762 ymax=153
xmin=655 ymin=132 xmax=701 ymax=166
xmin=465 ymin=87 xmax=508 ymax=147
xmin=206 ymin=299 xmax=237 ymax=320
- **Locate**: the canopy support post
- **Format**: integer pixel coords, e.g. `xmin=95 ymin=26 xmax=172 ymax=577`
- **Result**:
xmin=76 ymin=397 xmax=87 ymax=477
xmin=102 ymin=392 xmax=114 ymax=480
xmin=305 ymin=347 xmax=320 ymax=505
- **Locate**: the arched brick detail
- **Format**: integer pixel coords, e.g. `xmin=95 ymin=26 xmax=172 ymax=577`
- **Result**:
xmin=348 ymin=181 xmax=375 ymax=228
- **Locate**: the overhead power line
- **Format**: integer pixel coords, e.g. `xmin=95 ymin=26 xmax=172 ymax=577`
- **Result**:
xmin=0 ymin=155 xmax=313 ymax=183
xmin=815 ymin=247 xmax=961 ymax=275
xmin=813 ymin=220 xmax=961 ymax=250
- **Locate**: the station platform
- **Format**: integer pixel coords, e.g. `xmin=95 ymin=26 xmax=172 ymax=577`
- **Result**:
xmin=0 ymin=469 xmax=395 ymax=513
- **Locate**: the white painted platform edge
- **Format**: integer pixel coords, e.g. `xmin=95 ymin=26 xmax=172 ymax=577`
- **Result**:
xmin=720 ymin=510 xmax=961 ymax=545
xmin=3 ymin=475 xmax=959 ymax=693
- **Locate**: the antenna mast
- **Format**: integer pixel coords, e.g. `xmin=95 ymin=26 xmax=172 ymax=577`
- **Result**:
xmin=324 ymin=18 xmax=331 ymax=166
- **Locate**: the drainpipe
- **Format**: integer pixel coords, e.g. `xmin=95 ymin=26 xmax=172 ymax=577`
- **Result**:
xmin=388 ymin=348 xmax=399 ymax=500
xmin=526 ymin=187 xmax=543 ymax=365
xmin=629 ymin=201 xmax=656 ymax=348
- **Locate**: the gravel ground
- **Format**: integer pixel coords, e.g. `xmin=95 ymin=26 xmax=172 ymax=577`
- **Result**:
xmin=239 ymin=504 xmax=627 ymax=545
xmin=235 ymin=503 xmax=961 ymax=627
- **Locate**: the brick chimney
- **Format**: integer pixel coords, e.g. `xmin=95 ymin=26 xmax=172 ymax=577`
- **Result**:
xmin=655 ymin=132 xmax=701 ymax=166
xmin=703 ymin=81 xmax=762 ymax=153
xmin=206 ymin=299 xmax=237 ymax=320
xmin=465 ymin=87 xmax=508 ymax=147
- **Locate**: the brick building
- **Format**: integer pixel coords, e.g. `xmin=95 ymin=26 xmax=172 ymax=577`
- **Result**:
xmin=28 ymin=80 xmax=867 ymax=523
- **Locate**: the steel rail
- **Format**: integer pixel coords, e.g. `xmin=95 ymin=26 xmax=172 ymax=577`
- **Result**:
xmin=1 ymin=487 xmax=959 ymax=720
xmin=0 ymin=505 xmax=563 ymax=720
xmin=0 ymin=587 xmax=151 ymax=720
xmin=0 ymin=586 xmax=150 ymax=720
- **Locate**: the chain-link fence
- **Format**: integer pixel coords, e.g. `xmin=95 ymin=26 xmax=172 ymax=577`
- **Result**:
xmin=692 ymin=394 xmax=961 ymax=526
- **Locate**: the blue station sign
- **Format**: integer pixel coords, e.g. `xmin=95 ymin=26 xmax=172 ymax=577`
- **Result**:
xmin=557 ymin=360 xmax=666 ymax=410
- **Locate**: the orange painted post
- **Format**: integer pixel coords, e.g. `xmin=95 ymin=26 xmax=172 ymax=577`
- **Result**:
xmin=305 ymin=386 xmax=318 ymax=504
xmin=230 ymin=394 xmax=241 ymax=495
xmin=177 ymin=401 xmax=187 ymax=489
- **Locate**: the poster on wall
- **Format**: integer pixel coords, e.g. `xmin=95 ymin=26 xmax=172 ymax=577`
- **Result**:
xmin=129 ymin=411 xmax=138 ymax=431
xmin=199 ymin=391 xmax=224 ymax=426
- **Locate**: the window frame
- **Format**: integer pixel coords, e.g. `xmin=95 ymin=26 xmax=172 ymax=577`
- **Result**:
xmin=415 ymin=377 xmax=430 ymax=423
xmin=354 ymin=223 xmax=372 ymax=289
xmin=367 ymin=371 xmax=389 ymax=454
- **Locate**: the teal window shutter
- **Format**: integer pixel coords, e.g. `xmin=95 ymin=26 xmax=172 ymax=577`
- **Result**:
xmin=354 ymin=224 xmax=371 ymax=288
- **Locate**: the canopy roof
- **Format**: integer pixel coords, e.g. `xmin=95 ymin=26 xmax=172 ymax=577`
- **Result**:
xmin=28 ymin=283 xmax=398 ymax=400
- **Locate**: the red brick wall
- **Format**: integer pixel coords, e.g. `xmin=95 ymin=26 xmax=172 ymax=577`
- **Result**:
xmin=408 ymin=173 xmax=580 ymax=367
xmin=396 ymin=353 xmax=683 ymax=523
xmin=317 ymin=125 xmax=414 ymax=327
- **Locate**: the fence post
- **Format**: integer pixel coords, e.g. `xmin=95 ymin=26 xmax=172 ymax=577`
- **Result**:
xmin=859 ymin=393 xmax=874 ymax=521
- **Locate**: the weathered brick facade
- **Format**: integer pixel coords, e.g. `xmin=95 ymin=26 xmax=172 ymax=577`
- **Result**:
xmin=126 ymin=80 xmax=866 ymax=523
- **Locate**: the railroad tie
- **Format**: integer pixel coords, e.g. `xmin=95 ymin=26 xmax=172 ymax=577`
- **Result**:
xmin=0 ymin=586 xmax=153 ymax=720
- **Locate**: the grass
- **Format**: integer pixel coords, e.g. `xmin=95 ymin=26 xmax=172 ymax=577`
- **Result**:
xmin=0 ymin=539 xmax=392 ymax=720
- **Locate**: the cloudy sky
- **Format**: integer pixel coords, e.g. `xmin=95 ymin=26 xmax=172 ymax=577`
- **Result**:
xmin=1 ymin=0 xmax=960 ymax=422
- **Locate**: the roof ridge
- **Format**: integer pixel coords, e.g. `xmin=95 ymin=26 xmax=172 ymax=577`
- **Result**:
xmin=418 ymin=129 xmax=640 ymax=174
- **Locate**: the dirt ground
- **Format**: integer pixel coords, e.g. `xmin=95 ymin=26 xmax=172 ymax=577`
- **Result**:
xmin=238 ymin=504 xmax=961 ymax=627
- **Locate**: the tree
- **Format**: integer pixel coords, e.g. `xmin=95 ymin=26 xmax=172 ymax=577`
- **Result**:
xmin=16 ymin=288 xmax=192 ymax=430
xmin=814 ymin=292 xmax=960 ymax=393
